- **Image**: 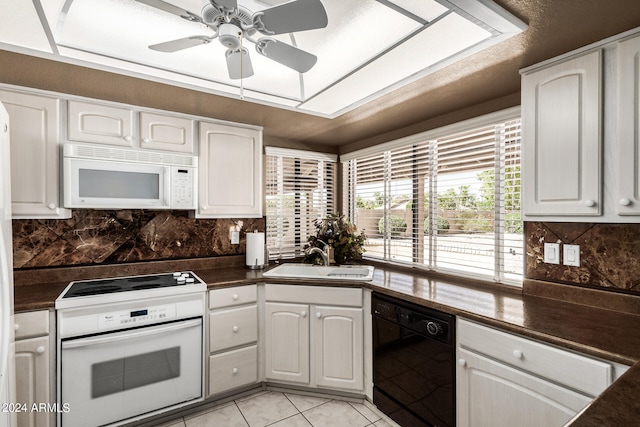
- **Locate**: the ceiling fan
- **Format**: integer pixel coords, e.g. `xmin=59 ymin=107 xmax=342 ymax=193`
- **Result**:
xmin=137 ymin=0 xmax=328 ymax=79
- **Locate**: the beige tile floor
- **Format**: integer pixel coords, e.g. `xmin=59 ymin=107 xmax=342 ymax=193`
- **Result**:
xmin=158 ymin=391 xmax=398 ymax=427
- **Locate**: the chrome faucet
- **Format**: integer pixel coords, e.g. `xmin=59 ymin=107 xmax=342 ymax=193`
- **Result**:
xmin=306 ymin=240 xmax=330 ymax=266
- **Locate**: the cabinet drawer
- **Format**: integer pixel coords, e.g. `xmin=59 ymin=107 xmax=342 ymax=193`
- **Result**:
xmin=265 ymin=284 xmax=362 ymax=307
xmin=14 ymin=310 xmax=49 ymax=339
xmin=209 ymin=305 xmax=258 ymax=352
xmin=458 ymin=319 xmax=611 ymax=396
xmin=209 ymin=345 xmax=258 ymax=396
xmin=209 ymin=285 xmax=257 ymax=309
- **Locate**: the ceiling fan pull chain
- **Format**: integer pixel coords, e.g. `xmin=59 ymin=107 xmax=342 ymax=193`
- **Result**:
xmin=240 ymin=37 xmax=244 ymax=99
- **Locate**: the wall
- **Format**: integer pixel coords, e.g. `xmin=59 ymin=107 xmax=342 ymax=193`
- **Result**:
xmin=525 ymin=222 xmax=640 ymax=295
xmin=12 ymin=210 xmax=264 ymax=269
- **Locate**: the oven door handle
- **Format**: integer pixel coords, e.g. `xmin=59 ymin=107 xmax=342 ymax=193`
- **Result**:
xmin=61 ymin=318 xmax=201 ymax=349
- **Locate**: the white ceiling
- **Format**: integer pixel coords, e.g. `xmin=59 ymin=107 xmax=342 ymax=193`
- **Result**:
xmin=0 ymin=0 xmax=525 ymax=118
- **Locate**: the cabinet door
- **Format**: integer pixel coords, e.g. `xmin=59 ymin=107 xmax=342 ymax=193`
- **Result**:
xmin=264 ymin=302 xmax=309 ymax=384
xmin=68 ymin=100 xmax=134 ymax=146
xmin=198 ymin=122 xmax=262 ymax=218
xmin=456 ymin=348 xmax=592 ymax=427
xmin=522 ymin=50 xmax=602 ymax=216
xmin=616 ymin=35 xmax=640 ymax=215
xmin=15 ymin=336 xmax=50 ymax=427
xmin=314 ymin=306 xmax=363 ymax=391
xmin=140 ymin=112 xmax=194 ymax=153
xmin=0 ymin=91 xmax=70 ymax=218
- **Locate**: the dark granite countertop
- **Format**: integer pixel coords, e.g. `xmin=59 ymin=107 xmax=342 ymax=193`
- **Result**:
xmin=13 ymin=260 xmax=640 ymax=426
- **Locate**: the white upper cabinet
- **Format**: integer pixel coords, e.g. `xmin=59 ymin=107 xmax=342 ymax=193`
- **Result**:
xmin=616 ymin=34 xmax=640 ymax=215
xmin=139 ymin=111 xmax=194 ymax=153
xmin=198 ymin=121 xmax=263 ymax=218
xmin=68 ymin=101 xmax=196 ymax=154
xmin=0 ymin=90 xmax=70 ymax=218
xmin=521 ymin=50 xmax=602 ymax=217
xmin=522 ymin=28 xmax=640 ymax=222
xmin=68 ymin=100 xmax=134 ymax=147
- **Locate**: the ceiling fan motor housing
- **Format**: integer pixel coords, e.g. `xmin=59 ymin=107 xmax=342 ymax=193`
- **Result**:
xmin=219 ymin=23 xmax=243 ymax=49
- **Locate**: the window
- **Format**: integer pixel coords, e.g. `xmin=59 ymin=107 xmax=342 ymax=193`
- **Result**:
xmin=266 ymin=147 xmax=337 ymax=260
xmin=342 ymin=108 xmax=522 ymax=284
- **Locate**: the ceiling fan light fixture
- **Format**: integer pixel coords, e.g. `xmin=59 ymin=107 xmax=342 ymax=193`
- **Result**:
xmin=226 ymin=48 xmax=254 ymax=79
xmin=219 ymin=23 xmax=242 ymax=49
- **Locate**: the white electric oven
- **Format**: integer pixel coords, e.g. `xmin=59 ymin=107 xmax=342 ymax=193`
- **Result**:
xmin=56 ymin=272 xmax=206 ymax=427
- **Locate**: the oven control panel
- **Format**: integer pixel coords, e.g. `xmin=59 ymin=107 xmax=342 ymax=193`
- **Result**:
xmin=98 ymin=304 xmax=177 ymax=330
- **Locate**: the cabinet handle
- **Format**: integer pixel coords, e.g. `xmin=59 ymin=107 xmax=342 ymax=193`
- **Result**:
xmin=232 ymin=294 xmax=239 ymax=301
xmin=47 ymin=203 xmax=56 ymax=210
xmin=124 ymin=135 xmax=132 ymax=142
xmin=301 ymin=311 xmax=307 ymax=318
xmin=232 ymin=368 xmax=238 ymax=375
xmin=619 ymin=198 xmax=632 ymax=206
xmin=512 ymin=349 xmax=523 ymax=359
xmin=457 ymin=358 xmax=467 ymax=367
xmin=14 ymin=323 xmax=19 ymax=331
xmin=142 ymin=137 xmax=150 ymax=144
xmin=36 ymin=346 xmax=45 ymax=354
xmin=316 ymin=312 xmax=322 ymax=319
xmin=232 ymin=326 xmax=239 ymax=333
xmin=201 ymin=205 xmax=208 ymax=210
xmin=584 ymin=199 xmax=596 ymax=207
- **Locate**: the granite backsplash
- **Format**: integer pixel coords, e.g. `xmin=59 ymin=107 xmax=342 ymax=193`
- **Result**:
xmin=12 ymin=210 xmax=264 ymax=269
xmin=525 ymin=222 xmax=640 ymax=295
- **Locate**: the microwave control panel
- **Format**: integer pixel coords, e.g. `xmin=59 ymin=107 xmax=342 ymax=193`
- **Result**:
xmin=171 ymin=166 xmax=196 ymax=209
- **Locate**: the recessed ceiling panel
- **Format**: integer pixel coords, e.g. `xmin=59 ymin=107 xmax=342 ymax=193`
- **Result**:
xmin=1 ymin=0 xmax=526 ymax=117
xmin=298 ymin=12 xmax=492 ymax=115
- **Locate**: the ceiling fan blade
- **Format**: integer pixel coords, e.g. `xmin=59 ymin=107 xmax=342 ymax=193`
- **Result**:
xmin=256 ymin=38 xmax=317 ymax=73
xmin=226 ymin=48 xmax=254 ymax=79
xmin=254 ymin=0 xmax=328 ymax=35
xmin=136 ymin=0 xmax=203 ymax=23
xmin=211 ymin=0 xmax=238 ymax=13
xmin=149 ymin=36 xmax=212 ymax=52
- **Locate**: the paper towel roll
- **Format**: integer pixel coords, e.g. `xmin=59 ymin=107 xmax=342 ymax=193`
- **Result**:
xmin=246 ymin=232 xmax=265 ymax=269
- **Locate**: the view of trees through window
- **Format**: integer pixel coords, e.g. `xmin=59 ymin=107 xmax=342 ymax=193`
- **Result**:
xmin=344 ymin=118 xmax=522 ymax=284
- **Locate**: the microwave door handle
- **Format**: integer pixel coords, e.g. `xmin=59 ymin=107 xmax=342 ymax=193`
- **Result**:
xmin=61 ymin=318 xmax=201 ymax=350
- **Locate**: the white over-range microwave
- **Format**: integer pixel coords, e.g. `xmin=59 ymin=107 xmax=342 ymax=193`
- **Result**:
xmin=63 ymin=143 xmax=197 ymax=210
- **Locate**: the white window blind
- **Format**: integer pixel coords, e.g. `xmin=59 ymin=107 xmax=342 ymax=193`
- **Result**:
xmin=343 ymin=114 xmax=522 ymax=284
xmin=266 ymin=148 xmax=337 ymax=260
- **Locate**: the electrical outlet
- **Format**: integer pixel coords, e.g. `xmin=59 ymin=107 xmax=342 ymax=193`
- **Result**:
xmin=230 ymin=230 xmax=240 ymax=245
xmin=543 ymin=243 xmax=560 ymax=264
xmin=563 ymin=244 xmax=580 ymax=267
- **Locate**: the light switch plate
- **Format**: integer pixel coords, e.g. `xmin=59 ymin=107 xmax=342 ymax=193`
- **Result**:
xmin=543 ymin=243 xmax=560 ymax=264
xmin=563 ymin=244 xmax=580 ymax=267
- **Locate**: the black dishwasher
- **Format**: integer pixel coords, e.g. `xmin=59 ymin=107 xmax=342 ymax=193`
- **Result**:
xmin=372 ymin=293 xmax=455 ymax=427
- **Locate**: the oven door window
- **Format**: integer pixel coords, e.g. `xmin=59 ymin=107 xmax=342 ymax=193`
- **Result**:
xmin=61 ymin=318 xmax=202 ymax=427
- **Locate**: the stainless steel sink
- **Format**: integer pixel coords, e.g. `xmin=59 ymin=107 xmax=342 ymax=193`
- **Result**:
xmin=262 ymin=264 xmax=374 ymax=281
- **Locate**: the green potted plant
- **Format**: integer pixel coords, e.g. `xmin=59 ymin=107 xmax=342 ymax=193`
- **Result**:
xmin=304 ymin=213 xmax=366 ymax=265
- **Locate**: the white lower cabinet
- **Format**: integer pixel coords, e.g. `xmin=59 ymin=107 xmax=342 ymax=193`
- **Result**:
xmin=207 ymin=286 xmax=259 ymax=397
xmin=456 ymin=318 xmax=622 ymax=427
xmin=14 ymin=310 xmax=53 ymax=427
xmin=314 ymin=305 xmax=363 ymax=391
xmin=264 ymin=302 xmax=310 ymax=385
xmin=264 ymin=284 xmax=364 ymax=393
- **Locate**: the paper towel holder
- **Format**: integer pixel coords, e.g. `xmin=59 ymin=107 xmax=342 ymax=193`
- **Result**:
xmin=246 ymin=230 xmax=269 ymax=270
